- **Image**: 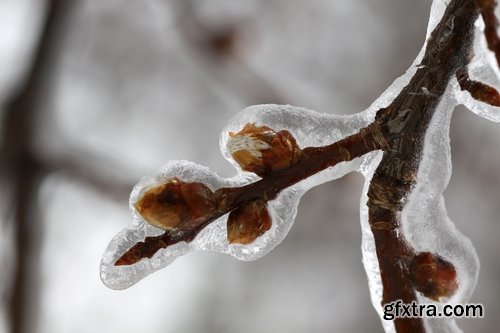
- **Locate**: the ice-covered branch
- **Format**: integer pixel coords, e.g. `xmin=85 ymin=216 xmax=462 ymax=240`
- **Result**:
xmin=114 ymin=122 xmax=386 ymax=266
xmin=476 ymin=0 xmax=500 ymax=66
xmin=457 ymin=66 xmax=500 ymax=106
xmin=101 ymin=1 xmax=500 ymax=332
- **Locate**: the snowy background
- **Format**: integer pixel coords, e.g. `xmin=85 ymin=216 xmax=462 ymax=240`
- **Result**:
xmin=1 ymin=0 xmax=499 ymax=332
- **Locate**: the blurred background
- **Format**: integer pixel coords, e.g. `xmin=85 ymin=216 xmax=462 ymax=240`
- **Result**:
xmin=1 ymin=0 xmax=499 ymax=332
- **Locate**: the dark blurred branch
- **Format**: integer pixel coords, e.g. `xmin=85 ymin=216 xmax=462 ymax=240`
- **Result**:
xmin=174 ymin=0 xmax=288 ymax=105
xmin=2 ymin=2 xmax=140 ymax=330
xmin=37 ymin=152 xmax=134 ymax=202
xmin=1 ymin=2 xmax=72 ymax=333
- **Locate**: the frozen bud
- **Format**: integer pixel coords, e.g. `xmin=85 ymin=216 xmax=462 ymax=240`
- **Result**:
xmin=409 ymin=252 xmax=458 ymax=301
xmin=227 ymin=199 xmax=272 ymax=245
xmin=227 ymin=123 xmax=302 ymax=177
xmin=135 ymin=178 xmax=216 ymax=230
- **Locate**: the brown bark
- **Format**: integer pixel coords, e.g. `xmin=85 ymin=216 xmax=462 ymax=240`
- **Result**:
xmin=366 ymin=1 xmax=479 ymax=331
xmin=115 ymin=123 xmax=386 ymax=265
xmin=115 ymin=1 xmax=496 ymax=332
xmin=476 ymin=0 xmax=500 ymax=66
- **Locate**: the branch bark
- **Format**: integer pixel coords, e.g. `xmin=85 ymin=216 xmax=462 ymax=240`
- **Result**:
xmin=477 ymin=0 xmax=500 ymax=66
xmin=115 ymin=123 xmax=387 ymax=265
xmin=367 ymin=1 xmax=479 ymax=331
xmin=115 ymin=1 xmax=495 ymax=332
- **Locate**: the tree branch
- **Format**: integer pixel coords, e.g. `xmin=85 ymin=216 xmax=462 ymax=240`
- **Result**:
xmin=367 ymin=1 xmax=479 ymax=331
xmin=476 ymin=0 xmax=500 ymax=66
xmin=115 ymin=123 xmax=386 ymax=265
xmin=1 ymin=1 xmax=73 ymax=332
xmin=114 ymin=1 xmax=491 ymax=332
xmin=457 ymin=66 xmax=500 ymax=106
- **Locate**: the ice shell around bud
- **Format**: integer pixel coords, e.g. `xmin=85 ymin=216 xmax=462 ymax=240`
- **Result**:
xmin=227 ymin=123 xmax=302 ymax=177
xmin=101 ymin=106 xmax=381 ymax=290
xmin=100 ymin=160 xmax=303 ymax=289
xmin=227 ymin=200 xmax=272 ymax=245
xmin=219 ymin=104 xmax=375 ymax=176
xmin=409 ymin=252 xmax=458 ymax=301
xmin=134 ymin=178 xmax=216 ymax=230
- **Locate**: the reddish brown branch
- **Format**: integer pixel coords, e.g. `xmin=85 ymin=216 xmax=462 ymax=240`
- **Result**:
xmin=115 ymin=124 xmax=386 ymax=265
xmin=476 ymin=0 xmax=500 ymax=66
xmin=457 ymin=66 xmax=500 ymax=106
xmin=115 ymin=1 xmax=486 ymax=333
xmin=366 ymin=1 xmax=479 ymax=332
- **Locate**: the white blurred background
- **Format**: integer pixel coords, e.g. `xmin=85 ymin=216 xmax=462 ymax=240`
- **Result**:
xmin=1 ymin=0 xmax=499 ymax=332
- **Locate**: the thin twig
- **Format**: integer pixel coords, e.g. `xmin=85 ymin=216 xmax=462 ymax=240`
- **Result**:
xmin=457 ymin=66 xmax=500 ymax=106
xmin=476 ymin=0 xmax=500 ymax=66
xmin=115 ymin=124 xmax=386 ymax=265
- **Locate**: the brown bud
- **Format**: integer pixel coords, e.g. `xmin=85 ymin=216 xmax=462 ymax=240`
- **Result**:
xmin=227 ymin=123 xmax=301 ymax=177
xmin=135 ymin=178 xmax=216 ymax=230
xmin=409 ymin=252 xmax=458 ymax=301
xmin=227 ymin=199 xmax=272 ymax=245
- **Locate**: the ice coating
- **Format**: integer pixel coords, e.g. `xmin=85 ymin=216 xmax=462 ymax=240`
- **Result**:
xmin=402 ymin=87 xmax=480 ymax=333
xmin=359 ymin=1 xmax=489 ymax=332
xmin=454 ymin=16 xmax=500 ymax=122
xmin=364 ymin=0 xmax=496 ymax=331
xmin=100 ymin=1 xmax=499 ymax=332
xmin=100 ymin=106 xmax=379 ymax=290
